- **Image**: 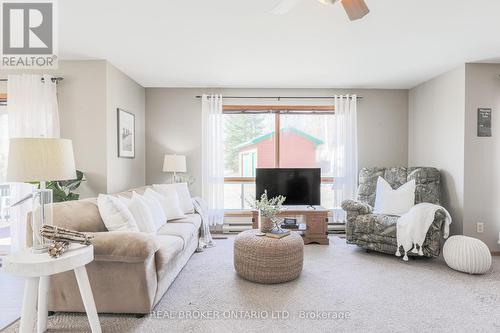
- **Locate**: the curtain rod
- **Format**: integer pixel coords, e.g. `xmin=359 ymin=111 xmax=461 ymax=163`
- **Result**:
xmin=0 ymin=76 xmax=64 ymax=83
xmin=194 ymin=95 xmax=362 ymax=100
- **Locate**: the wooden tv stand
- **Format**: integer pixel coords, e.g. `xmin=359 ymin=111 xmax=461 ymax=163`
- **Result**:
xmin=251 ymin=206 xmax=329 ymax=245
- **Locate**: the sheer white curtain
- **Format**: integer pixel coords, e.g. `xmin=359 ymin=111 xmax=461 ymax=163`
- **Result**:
xmin=201 ymin=94 xmax=225 ymax=226
xmin=331 ymin=95 xmax=358 ymax=222
xmin=8 ymin=74 xmax=60 ymax=138
xmin=6 ymin=74 xmax=60 ymax=251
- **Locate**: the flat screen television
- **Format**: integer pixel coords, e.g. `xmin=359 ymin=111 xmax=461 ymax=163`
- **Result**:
xmin=255 ymin=168 xmax=321 ymax=206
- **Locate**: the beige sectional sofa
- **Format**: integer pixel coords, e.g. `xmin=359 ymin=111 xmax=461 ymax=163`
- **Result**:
xmin=28 ymin=186 xmax=201 ymax=314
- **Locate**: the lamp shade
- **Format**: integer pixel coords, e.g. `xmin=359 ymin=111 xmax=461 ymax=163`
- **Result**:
xmin=7 ymin=138 xmax=77 ymax=182
xmin=162 ymin=154 xmax=186 ymax=173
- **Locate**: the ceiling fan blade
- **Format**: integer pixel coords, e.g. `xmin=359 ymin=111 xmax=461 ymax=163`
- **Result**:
xmin=341 ymin=0 xmax=370 ymax=21
xmin=271 ymin=0 xmax=304 ymax=15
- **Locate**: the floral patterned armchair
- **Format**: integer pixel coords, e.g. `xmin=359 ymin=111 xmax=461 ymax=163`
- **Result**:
xmin=341 ymin=167 xmax=447 ymax=257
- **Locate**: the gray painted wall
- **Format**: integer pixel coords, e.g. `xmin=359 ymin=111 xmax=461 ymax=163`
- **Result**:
xmin=1 ymin=60 xmax=146 ymax=198
xmin=57 ymin=61 xmax=109 ymax=198
xmin=464 ymin=63 xmax=500 ymax=251
xmin=146 ymin=88 xmax=409 ymax=197
xmin=106 ymin=62 xmax=146 ymax=194
xmin=7 ymin=60 xmax=499 ymax=249
xmin=1 ymin=60 xmax=108 ymax=197
xmin=408 ymin=66 xmax=466 ymax=236
xmin=409 ymin=63 xmax=500 ymax=250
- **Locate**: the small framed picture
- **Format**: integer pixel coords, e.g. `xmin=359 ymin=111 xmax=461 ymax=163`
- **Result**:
xmin=117 ymin=108 xmax=135 ymax=158
xmin=477 ymin=108 xmax=492 ymax=137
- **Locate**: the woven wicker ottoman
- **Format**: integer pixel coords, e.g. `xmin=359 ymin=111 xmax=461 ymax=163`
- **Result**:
xmin=234 ymin=229 xmax=304 ymax=284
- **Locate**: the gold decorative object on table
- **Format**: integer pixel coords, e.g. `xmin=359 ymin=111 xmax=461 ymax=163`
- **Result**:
xmin=40 ymin=225 xmax=94 ymax=258
xmin=48 ymin=241 xmax=70 ymax=258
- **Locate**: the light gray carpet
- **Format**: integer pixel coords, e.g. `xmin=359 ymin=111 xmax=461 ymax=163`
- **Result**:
xmin=0 ymin=273 xmax=23 ymax=330
xmin=4 ymin=236 xmax=500 ymax=333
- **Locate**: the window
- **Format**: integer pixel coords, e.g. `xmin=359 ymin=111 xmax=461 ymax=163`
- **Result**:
xmin=223 ymin=106 xmax=337 ymax=210
xmin=0 ymin=105 xmax=10 ymax=254
xmin=0 ymin=105 xmax=8 ymax=182
xmin=223 ymin=113 xmax=274 ymax=210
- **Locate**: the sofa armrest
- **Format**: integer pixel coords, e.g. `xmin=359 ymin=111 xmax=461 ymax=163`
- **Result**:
xmin=91 ymin=231 xmax=160 ymax=263
xmin=341 ymin=200 xmax=373 ymax=214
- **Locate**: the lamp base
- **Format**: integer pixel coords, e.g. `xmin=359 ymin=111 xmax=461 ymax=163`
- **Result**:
xmin=32 ymin=188 xmax=53 ymax=253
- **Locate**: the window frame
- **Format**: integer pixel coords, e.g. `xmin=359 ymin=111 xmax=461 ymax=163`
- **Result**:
xmin=223 ymin=105 xmax=336 ymax=211
xmin=0 ymin=104 xmax=9 ymax=184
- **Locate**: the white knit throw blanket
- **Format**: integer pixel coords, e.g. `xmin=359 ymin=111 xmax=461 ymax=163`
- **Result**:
xmin=192 ymin=196 xmax=216 ymax=251
xmin=396 ymin=203 xmax=452 ymax=261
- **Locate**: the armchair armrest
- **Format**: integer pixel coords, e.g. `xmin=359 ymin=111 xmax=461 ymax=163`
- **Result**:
xmin=341 ymin=200 xmax=373 ymax=215
xmin=434 ymin=209 xmax=446 ymax=220
xmin=91 ymin=231 xmax=160 ymax=263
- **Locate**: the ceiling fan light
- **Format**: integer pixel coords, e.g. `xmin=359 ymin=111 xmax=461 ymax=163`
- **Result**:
xmin=342 ymin=0 xmax=370 ymax=21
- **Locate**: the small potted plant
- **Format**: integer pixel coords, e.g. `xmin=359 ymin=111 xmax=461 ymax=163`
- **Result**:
xmin=248 ymin=191 xmax=286 ymax=234
xmin=45 ymin=170 xmax=85 ymax=202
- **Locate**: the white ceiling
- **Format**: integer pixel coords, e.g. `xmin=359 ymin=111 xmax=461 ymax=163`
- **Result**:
xmin=59 ymin=0 xmax=500 ymax=89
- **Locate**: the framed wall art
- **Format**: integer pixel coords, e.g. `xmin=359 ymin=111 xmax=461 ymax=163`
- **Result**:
xmin=117 ymin=108 xmax=135 ymax=158
xmin=477 ymin=108 xmax=492 ymax=137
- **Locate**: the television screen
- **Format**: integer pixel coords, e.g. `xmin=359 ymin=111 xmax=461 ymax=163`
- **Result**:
xmin=255 ymin=168 xmax=321 ymax=206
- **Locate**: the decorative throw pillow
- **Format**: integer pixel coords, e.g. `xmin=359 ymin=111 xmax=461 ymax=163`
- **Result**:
xmin=138 ymin=191 xmax=167 ymax=231
xmin=118 ymin=193 xmax=156 ymax=233
xmin=373 ymin=177 xmax=416 ymax=216
xmin=144 ymin=188 xmax=186 ymax=221
xmin=153 ymin=183 xmax=194 ymax=214
xmin=97 ymin=194 xmax=139 ymax=232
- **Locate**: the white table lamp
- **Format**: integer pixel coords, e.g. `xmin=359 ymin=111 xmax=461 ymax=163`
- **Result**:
xmin=162 ymin=154 xmax=186 ymax=182
xmin=7 ymin=138 xmax=76 ymax=253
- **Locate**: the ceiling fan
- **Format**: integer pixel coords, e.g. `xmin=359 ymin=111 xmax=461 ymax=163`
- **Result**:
xmin=272 ymin=0 xmax=370 ymax=21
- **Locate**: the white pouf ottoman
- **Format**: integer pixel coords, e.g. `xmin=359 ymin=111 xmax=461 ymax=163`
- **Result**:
xmin=443 ymin=235 xmax=492 ymax=274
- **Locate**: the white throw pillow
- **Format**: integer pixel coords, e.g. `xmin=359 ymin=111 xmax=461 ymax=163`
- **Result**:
xmin=153 ymin=183 xmax=194 ymax=214
xmin=373 ymin=177 xmax=416 ymax=216
xmin=118 ymin=193 xmax=156 ymax=233
xmin=138 ymin=191 xmax=167 ymax=231
xmin=144 ymin=188 xmax=186 ymax=221
xmin=97 ymin=194 xmax=139 ymax=232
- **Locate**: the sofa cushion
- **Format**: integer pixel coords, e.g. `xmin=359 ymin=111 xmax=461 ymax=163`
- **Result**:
xmin=135 ymin=192 xmax=167 ymax=231
xmin=373 ymin=177 xmax=415 ymax=216
xmin=372 ymin=214 xmax=399 ymax=237
xmin=353 ymin=214 xmax=399 ymax=238
xmin=92 ymin=231 xmax=160 ymax=263
xmin=370 ymin=210 xmax=445 ymax=240
xmin=154 ymin=235 xmax=184 ymax=279
xmin=46 ymin=199 xmax=108 ymax=232
xmin=114 ymin=186 xmax=151 ymax=199
xmin=144 ymin=188 xmax=186 ymax=221
xmin=118 ymin=193 xmax=156 ymax=233
xmin=353 ymin=214 xmax=375 ymax=234
xmin=167 ymin=214 xmax=201 ymax=230
xmin=153 ymin=183 xmax=195 ymax=214
xmin=156 ymin=223 xmax=197 ymax=249
xmin=97 ymin=194 xmax=139 ymax=232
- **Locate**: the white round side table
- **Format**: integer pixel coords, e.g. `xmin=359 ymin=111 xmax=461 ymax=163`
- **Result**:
xmin=2 ymin=244 xmax=101 ymax=333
